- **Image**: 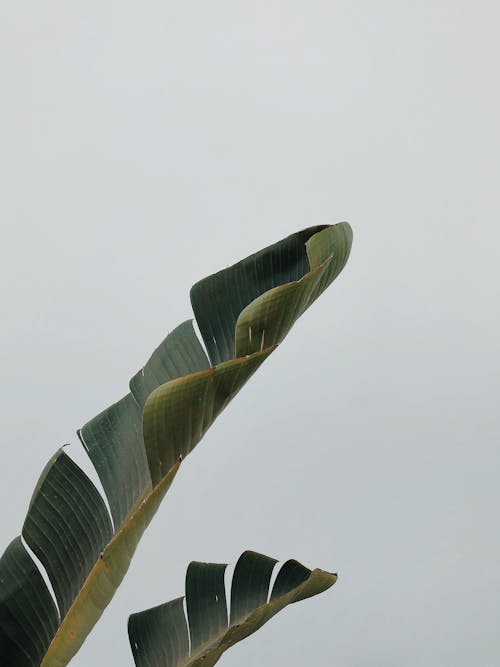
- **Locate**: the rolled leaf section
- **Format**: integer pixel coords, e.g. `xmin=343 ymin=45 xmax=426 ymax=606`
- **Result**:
xmin=235 ymin=223 xmax=353 ymax=356
xmin=190 ymin=225 xmax=329 ymax=365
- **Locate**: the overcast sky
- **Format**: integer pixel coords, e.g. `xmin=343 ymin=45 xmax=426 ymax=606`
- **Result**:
xmin=1 ymin=2 xmax=499 ymax=666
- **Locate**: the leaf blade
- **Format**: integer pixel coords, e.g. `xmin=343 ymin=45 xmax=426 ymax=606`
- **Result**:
xmin=1 ymin=224 xmax=351 ymax=665
xmin=128 ymin=551 xmax=337 ymax=667
xmin=190 ymin=225 xmax=329 ymax=365
xmin=0 ymin=537 xmax=59 ymax=667
xmin=142 ymin=349 xmax=273 ymax=486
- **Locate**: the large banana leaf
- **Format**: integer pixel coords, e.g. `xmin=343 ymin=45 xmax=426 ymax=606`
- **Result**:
xmin=128 ymin=551 xmax=337 ymax=667
xmin=0 ymin=223 xmax=352 ymax=666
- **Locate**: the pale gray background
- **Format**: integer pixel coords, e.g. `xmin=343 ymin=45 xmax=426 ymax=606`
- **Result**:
xmin=1 ymin=2 xmax=499 ymax=666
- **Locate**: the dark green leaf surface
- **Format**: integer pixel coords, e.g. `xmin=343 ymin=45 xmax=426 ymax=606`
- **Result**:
xmin=235 ymin=223 xmax=353 ymax=356
xmin=130 ymin=321 xmax=210 ymax=409
xmin=129 ymin=598 xmax=189 ymax=667
xmin=0 ymin=224 xmax=352 ymax=666
xmin=0 ymin=537 xmax=59 ymax=667
xmin=22 ymin=450 xmax=114 ymax=619
xmin=79 ymin=321 xmax=209 ymax=530
xmin=78 ymin=393 xmax=146 ymax=529
xmin=190 ymin=225 xmax=328 ymax=365
xmin=270 ymin=559 xmax=311 ymax=601
xmin=186 ymin=563 xmax=227 ymax=653
xmin=230 ymin=551 xmax=277 ymax=624
xmin=128 ymin=551 xmax=337 ymax=667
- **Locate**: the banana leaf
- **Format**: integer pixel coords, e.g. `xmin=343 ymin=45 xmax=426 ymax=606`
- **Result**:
xmin=128 ymin=551 xmax=337 ymax=667
xmin=0 ymin=223 xmax=352 ymax=666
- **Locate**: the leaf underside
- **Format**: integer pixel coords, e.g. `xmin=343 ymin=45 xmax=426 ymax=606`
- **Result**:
xmin=128 ymin=551 xmax=337 ymax=667
xmin=0 ymin=223 xmax=352 ymax=666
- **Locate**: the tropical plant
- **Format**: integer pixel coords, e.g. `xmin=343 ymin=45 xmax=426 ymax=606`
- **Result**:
xmin=0 ymin=223 xmax=352 ymax=666
xmin=129 ymin=550 xmax=337 ymax=667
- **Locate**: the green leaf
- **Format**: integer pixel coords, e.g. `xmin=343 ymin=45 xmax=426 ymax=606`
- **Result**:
xmin=0 ymin=537 xmax=59 ymax=667
xmin=0 ymin=224 xmax=352 ymax=666
xmin=143 ymin=349 xmax=273 ymax=486
xmin=39 ymin=463 xmax=180 ymax=667
xmin=235 ymin=223 xmax=353 ymax=356
xmin=79 ymin=321 xmax=209 ymax=529
xmin=128 ymin=551 xmax=337 ymax=667
xmin=130 ymin=320 xmax=211 ymax=410
xmin=23 ymin=451 xmax=114 ymax=620
xmin=190 ymin=225 xmax=329 ymax=365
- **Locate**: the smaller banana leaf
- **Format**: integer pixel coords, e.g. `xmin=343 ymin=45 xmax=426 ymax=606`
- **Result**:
xmin=128 ymin=550 xmax=337 ymax=667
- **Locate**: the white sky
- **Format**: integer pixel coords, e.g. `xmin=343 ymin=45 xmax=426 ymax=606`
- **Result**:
xmin=1 ymin=2 xmax=499 ymax=665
